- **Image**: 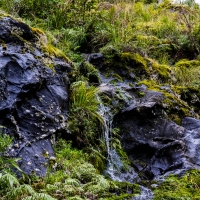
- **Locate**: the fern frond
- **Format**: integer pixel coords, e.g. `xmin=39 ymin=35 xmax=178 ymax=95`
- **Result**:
xmin=65 ymin=178 xmax=81 ymax=187
xmin=22 ymin=193 xmax=56 ymax=200
xmin=0 ymin=172 xmax=19 ymax=188
xmin=5 ymin=184 xmax=35 ymax=199
xmin=63 ymin=185 xmax=77 ymax=195
xmin=46 ymin=183 xmax=59 ymax=191
xmin=68 ymin=196 xmax=84 ymax=200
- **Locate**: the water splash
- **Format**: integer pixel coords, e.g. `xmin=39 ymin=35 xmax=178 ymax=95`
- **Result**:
xmin=132 ymin=186 xmax=154 ymax=200
xmin=97 ymin=97 xmax=121 ymax=180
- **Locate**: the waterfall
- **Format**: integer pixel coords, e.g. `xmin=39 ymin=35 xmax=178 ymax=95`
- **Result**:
xmin=97 ymin=85 xmax=136 ymax=182
xmin=132 ymin=186 xmax=154 ymax=200
xmin=97 ymin=96 xmax=123 ymax=181
xmin=97 ymin=85 xmax=154 ymax=199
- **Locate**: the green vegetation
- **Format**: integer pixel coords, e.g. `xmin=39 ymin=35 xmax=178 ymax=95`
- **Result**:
xmin=69 ymin=81 xmax=103 ymax=147
xmin=0 ymin=133 xmax=21 ymax=172
xmin=173 ymin=59 xmax=200 ymax=88
xmin=0 ymin=133 xmax=55 ymax=200
xmin=2 ymin=0 xmax=199 ymax=63
xmin=0 ymin=137 xmax=140 ymax=199
xmin=1 ymin=0 xmax=200 ymax=199
xmin=154 ymin=170 xmax=200 ymax=199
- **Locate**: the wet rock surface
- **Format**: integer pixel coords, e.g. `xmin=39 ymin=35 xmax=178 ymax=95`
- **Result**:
xmin=114 ymin=88 xmax=200 ymax=179
xmin=88 ymin=53 xmax=200 ymax=181
xmin=0 ymin=17 xmax=71 ymax=176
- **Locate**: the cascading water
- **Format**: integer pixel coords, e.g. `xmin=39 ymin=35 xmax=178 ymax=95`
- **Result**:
xmin=132 ymin=186 xmax=154 ymax=200
xmin=97 ymin=85 xmax=154 ymax=199
xmin=97 ymin=86 xmax=137 ymax=182
xmin=97 ymin=96 xmax=123 ymax=181
xmin=99 ymin=103 xmax=123 ymax=181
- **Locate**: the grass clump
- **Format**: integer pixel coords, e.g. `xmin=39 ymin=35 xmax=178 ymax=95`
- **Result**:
xmin=69 ymin=81 xmax=103 ymax=147
xmin=173 ymin=59 xmax=200 ymax=88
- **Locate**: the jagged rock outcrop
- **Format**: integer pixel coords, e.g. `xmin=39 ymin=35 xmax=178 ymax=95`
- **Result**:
xmin=87 ymin=52 xmax=200 ymax=181
xmin=113 ymin=88 xmax=200 ymax=179
xmin=0 ymin=16 xmax=71 ymax=176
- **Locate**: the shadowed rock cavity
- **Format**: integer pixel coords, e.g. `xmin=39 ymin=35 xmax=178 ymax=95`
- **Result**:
xmin=113 ymin=90 xmax=200 ymax=180
xmin=0 ymin=17 xmax=71 ymax=176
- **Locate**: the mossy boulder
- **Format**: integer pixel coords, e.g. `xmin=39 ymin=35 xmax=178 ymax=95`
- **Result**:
xmin=100 ymin=47 xmax=172 ymax=84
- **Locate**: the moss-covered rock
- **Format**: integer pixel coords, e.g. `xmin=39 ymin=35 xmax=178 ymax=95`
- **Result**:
xmin=79 ymin=61 xmax=100 ymax=84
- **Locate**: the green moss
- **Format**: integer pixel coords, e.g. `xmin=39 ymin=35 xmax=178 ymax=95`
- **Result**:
xmin=42 ymin=44 xmax=71 ymax=63
xmin=161 ymin=90 xmax=190 ymax=116
xmin=137 ymin=79 xmax=198 ymax=122
xmin=173 ymin=62 xmax=200 ymax=88
xmin=121 ymin=52 xmax=149 ymax=75
xmin=88 ymin=152 xmax=106 ymax=173
xmin=137 ymin=79 xmax=159 ymax=90
xmin=175 ymin=59 xmax=200 ymax=68
xmin=154 ymin=170 xmax=200 ymax=199
xmin=116 ymin=147 xmax=131 ymax=171
xmin=105 ymin=181 xmax=140 ymax=199
xmin=79 ymin=61 xmax=100 ymax=84
xmin=101 ymin=49 xmax=151 ymax=81
xmin=102 ymin=193 xmax=137 ymax=200
xmin=149 ymin=59 xmax=171 ymax=80
xmin=31 ymin=27 xmax=45 ymax=35
xmin=138 ymin=91 xmax=145 ymax=98
xmin=170 ymin=114 xmax=182 ymax=125
xmin=103 ymin=50 xmax=173 ymax=84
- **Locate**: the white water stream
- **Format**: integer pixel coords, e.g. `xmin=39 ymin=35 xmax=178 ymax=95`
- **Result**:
xmin=97 ymin=86 xmax=136 ymax=181
xmin=97 ymin=96 xmax=123 ymax=181
xmin=97 ymin=86 xmax=154 ymax=199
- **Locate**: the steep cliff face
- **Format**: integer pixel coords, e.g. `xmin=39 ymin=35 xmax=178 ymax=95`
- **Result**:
xmin=0 ymin=16 xmax=72 ymax=176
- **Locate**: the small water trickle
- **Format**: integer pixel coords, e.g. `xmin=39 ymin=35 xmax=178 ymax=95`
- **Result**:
xmin=97 ymin=96 xmax=122 ymax=181
xmin=97 ymin=86 xmax=136 ymax=182
xmin=97 ymin=87 xmax=154 ymax=198
xmin=132 ymin=186 xmax=154 ymax=200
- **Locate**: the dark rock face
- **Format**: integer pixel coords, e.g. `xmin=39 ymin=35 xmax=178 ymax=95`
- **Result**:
xmin=113 ymin=88 xmax=200 ymax=179
xmin=85 ymin=52 xmax=200 ymax=182
xmin=0 ymin=17 xmax=71 ymax=176
xmin=87 ymin=53 xmax=104 ymax=68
